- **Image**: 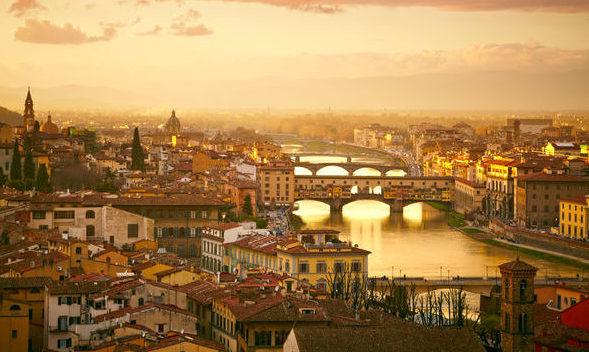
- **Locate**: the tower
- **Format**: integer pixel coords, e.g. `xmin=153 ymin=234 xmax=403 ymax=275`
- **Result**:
xmin=23 ymin=87 xmax=35 ymax=132
xmin=499 ymin=258 xmax=537 ymax=352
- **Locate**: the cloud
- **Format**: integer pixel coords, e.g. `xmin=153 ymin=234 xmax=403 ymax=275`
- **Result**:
xmin=8 ymin=0 xmax=46 ymax=17
xmin=218 ymin=0 xmax=589 ymax=13
xmin=137 ymin=25 xmax=163 ymax=35
xmin=170 ymin=23 xmax=213 ymax=36
xmin=14 ymin=19 xmax=117 ymax=44
xmin=244 ymin=43 xmax=589 ymax=79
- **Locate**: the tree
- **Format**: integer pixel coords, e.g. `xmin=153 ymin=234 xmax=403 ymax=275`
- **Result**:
xmin=242 ymin=194 xmax=253 ymax=216
xmin=36 ymin=164 xmax=51 ymax=193
xmin=0 ymin=230 xmax=9 ymax=245
xmin=9 ymin=140 xmax=21 ymax=181
xmin=23 ymin=149 xmax=35 ymax=187
xmin=0 ymin=167 xmax=6 ymax=186
xmin=131 ymin=127 xmax=145 ymax=172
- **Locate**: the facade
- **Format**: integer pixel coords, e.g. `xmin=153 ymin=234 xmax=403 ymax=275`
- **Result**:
xmin=192 ymin=150 xmax=230 ymax=174
xmin=0 ymin=277 xmax=51 ymax=352
xmin=453 ymin=177 xmax=486 ymax=215
xmin=483 ymin=158 xmax=519 ymax=220
xmin=500 ymin=258 xmax=537 ymax=352
xmin=559 ymin=196 xmax=589 ymax=240
xmin=257 ymin=161 xmax=295 ymax=207
xmin=224 ymin=235 xmax=278 ymax=275
xmin=29 ymin=197 xmax=154 ymax=247
xmin=0 ymin=297 xmax=30 ymax=352
xmin=276 ymin=230 xmax=370 ymax=289
xmin=514 ymin=173 xmax=589 ymax=229
xmin=112 ymin=195 xmax=225 ymax=258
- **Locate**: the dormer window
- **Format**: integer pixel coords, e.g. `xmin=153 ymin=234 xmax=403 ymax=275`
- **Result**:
xmin=299 ymin=308 xmax=315 ymax=315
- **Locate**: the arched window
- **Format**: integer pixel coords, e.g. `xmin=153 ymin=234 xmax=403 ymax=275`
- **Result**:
xmin=519 ymin=280 xmax=527 ymax=301
xmin=504 ymin=313 xmax=510 ymax=332
xmin=85 ymin=210 xmax=95 ymax=219
xmin=9 ymin=304 xmax=21 ymax=311
xmin=86 ymin=225 xmax=95 ymax=237
xmin=504 ymin=279 xmax=510 ymax=301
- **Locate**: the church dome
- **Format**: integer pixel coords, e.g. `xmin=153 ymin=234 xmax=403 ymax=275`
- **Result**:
xmin=40 ymin=113 xmax=59 ymax=134
xmin=164 ymin=109 xmax=181 ymax=135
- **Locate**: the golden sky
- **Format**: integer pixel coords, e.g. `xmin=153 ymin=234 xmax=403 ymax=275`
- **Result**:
xmin=1 ymin=0 xmax=589 ymax=109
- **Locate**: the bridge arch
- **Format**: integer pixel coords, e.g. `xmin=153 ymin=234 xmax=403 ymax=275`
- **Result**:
xmin=316 ymin=165 xmax=349 ymax=176
xmin=294 ymin=166 xmax=313 ymax=176
xmin=352 ymin=167 xmax=382 ymax=177
xmin=385 ymin=169 xmax=407 ymax=177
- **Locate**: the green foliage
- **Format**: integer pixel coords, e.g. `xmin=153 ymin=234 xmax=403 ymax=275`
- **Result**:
xmin=130 ymin=127 xmax=145 ymax=172
xmin=93 ymin=168 xmax=120 ymax=193
xmin=0 ymin=230 xmax=9 ymax=245
xmin=242 ymin=194 xmax=253 ymax=216
xmin=9 ymin=139 xmax=21 ymax=181
xmin=23 ymin=150 xmax=35 ymax=183
xmin=79 ymin=129 xmax=100 ymax=153
xmin=289 ymin=212 xmax=304 ymax=230
xmin=35 ymin=164 xmax=52 ymax=193
xmin=0 ymin=167 xmax=6 ymax=186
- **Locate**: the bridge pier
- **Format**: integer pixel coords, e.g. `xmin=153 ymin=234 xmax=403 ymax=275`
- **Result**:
xmin=390 ymin=199 xmax=404 ymax=213
xmin=330 ymin=199 xmax=343 ymax=213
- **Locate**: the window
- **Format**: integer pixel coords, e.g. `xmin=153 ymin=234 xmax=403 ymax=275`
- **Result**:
xmin=9 ymin=304 xmax=20 ymax=310
xmin=334 ymin=261 xmax=344 ymax=273
xmin=316 ymin=262 xmax=327 ymax=273
xmin=54 ymin=211 xmax=75 ymax=219
xmin=12 ymin=330 xmax=17 ymax=338
xmin=275 ymin=330 xmax=289 ymax=346
xmin=254 ymin=331 xmax=272 ymax=346
xmin=32 ymin=211 xmax=46 ymax=219
xmin=519 ymin=280 xmax=527 ymax=301
xmin=29 ymin=308 xmax=33 ymax=320
xmin=86 ymin=225 xmax=95 ymax=237
xmin=157 ymin=323 xmax=165 ymax=333
xmin=518 ymin=313 xmax=528 ymax=333
xmin=75 ymin=247 xmax=82 ymax=255
xmin=128 ymin=224 xmax=139 ymax=238
xmin=57 ymin=338 xmax=72 ymax=348
xmin=299 ymin=262 xmax=309 ymax=273
xmin=351 ymin=261 xmax=361 ymax=272
xmin=85 ymin=210 xmax=95 ymax=219
xmin=201 ymin=210 xmax=208 ymax=219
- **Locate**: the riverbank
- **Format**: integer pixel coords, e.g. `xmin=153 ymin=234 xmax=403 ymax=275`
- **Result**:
xmin=426 ymin=201 xmax=589 ymax=271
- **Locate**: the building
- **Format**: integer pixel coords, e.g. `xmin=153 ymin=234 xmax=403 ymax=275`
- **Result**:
xmin=514 ymin=173 xmax=589 ymax=229
xmin=559 ymin=195 xmax=589 ymax=240
xmin=506 ymin=118 xmax=553 ymax=136
xmin=535 ymin=283 xmax=589 ymax=311
xmin=276 ymin=230 xmax=370 ymax=289
xmin=111 ymin=195 xmax=225 ymax=258
xmin=224 ymin=235 xmax=278 ymax=275
xmin=29 ymin=194 xmax=155 ymax=247
xmin=164 ymin=109 xmax=181 ymax=135
xmin=544 ymin=142 xmax=581 ymax=157
xmin=483 ymin=158 xmax=519 ymax=220
xmin=0 ymin=296 xmax=30 ymax=352
xmin=223 ymin=179 xmax=257 ymax=216
xmin=0 ymin=277 xmax=51 ymax=352
xmin=201 ymin=223 xmax=242 ymax=273
xmin=500 ymin=258 xmax=537 ymax=352
xmin=257 ymin=161 xmax=295 ymax=207
xmin=453 ymin=177 xmax=486 ymax=215
xmin=192 ymin=150 xmax=230 ymax=174
xmin=40 ymin=113 xmax=59 ymax=134
xmin=22 ymin=88 xmax=36 ymax=133
xmin=283 ymin=324 xmax=485 ymax=352
xmin=534 ymin=298 xmax=589 ymax=351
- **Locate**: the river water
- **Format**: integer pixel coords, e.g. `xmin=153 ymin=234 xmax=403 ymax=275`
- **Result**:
xmin=290 ymin=152 xmax=583 ymax=279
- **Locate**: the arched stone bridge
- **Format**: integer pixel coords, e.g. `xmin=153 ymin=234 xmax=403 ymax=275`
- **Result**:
xmin=294 ymin=175 xmax=454 ymax=212
xmin=294 ymin=162 xmax=408 ymax=176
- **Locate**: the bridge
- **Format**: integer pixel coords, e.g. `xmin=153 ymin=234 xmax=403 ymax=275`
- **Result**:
xmin=369 ymin=276 xmax=589 ymax=295
xmin=294 ymin=161 xmax=408 ymax=176
xmin=294 ymin=175 xmax=454 ymax=212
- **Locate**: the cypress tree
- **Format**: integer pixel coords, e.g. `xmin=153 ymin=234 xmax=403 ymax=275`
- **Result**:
xmin=131 ymin=127 xmax=145 ymax=172
xmin=9 ymin=140 xmax=21 ymax=181
xmin=23 ymin=149 xmax=35 ymax=181
xmin=243 ymin=194 xmax=254 ymax=216
xmin=36 ymin=164 xmax=51 ymax=193
xmin=0 ymin=166 xmax=6 ymax=186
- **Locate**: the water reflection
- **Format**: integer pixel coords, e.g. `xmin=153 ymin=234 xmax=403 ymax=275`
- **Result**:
xmin=294 ymin=200 xmax=582 ymax=278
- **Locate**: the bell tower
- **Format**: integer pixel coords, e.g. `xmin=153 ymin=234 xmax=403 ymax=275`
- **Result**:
xmin=23 ymin=87 xmax=35 ymax=132
xmin=499 ymin=258 xmax=537 ymax=352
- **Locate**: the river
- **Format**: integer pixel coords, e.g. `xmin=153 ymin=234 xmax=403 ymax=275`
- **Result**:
xmin=289 ymin=152 xmax=583 ymax=279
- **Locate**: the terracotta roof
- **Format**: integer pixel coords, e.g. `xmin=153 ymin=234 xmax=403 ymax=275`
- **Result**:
xmin=0 ymin=276 xmax=52 ymax=289
xmin=146 ymin=334 xmax=224 ymax=351
xmin=94 ymin=302 xmax=195 ymax=323
xmin=499 ymin=258 xmax=538 ymax=273
xmin=291 ymin=324 xmax=485 ymax=352
xmin=517 ymin=172 xmax=588 ymax=182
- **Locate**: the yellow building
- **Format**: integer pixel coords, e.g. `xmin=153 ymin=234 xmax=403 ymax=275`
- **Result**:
xmin=250 ymin=141 xmax=281 ymax=163
xmin=192 ymin=150 xmax=229 ymax=174
xmin=560 ymin=195 xmax=588 ymax=240
xmin=136 ymin=262 xmax=175 ymax=281
xmin=155 ymin=268 xmax=206 ymax=286
xmin=275 ymin=230 xmax=370 ymax=289
xmin=224 ymin=235 xmax=279 ymax=275
xmin=0 ymin=297 xmax=29 ymax=352
xmin=257 ymin=161 xmax=295 ymax=207
xmin=0 ymin=277 xmax=51 ymax=352
xmin=47 ymin=236 xmax=89 ymax=268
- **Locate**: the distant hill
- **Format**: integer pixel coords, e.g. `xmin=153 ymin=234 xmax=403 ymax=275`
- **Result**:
xmin=0 ymin=106 xmax=21 ymax=126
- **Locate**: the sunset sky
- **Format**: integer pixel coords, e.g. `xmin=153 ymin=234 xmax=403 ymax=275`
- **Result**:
xmin=1 ymin=0 xmax=589 ymax=109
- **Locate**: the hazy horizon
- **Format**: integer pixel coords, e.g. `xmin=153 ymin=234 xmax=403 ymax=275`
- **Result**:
xmin=1 ymin=0 xmax=589 ymax=110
